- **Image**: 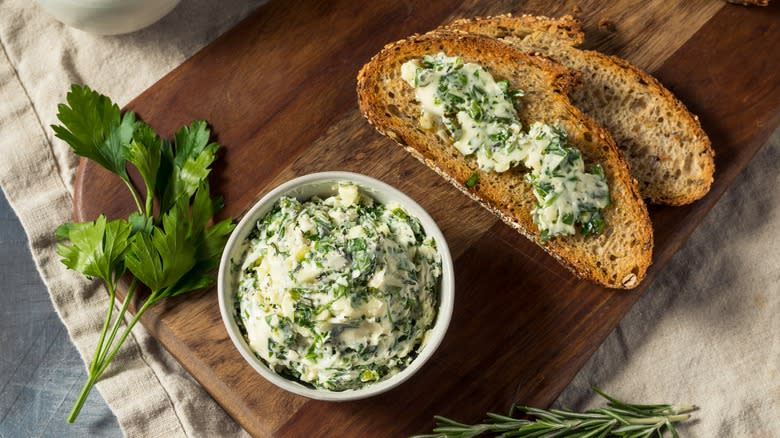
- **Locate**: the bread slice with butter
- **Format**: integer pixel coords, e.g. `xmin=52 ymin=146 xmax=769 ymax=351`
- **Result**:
xmin=357 ymin=31 xmax=653 ymax=289
xmin=446 ymin=14 xmax=715 ymax=206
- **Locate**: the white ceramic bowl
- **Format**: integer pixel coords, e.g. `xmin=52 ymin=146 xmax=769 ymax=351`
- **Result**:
xmin=37 ymin=0 xmax=180 ymax=35
xmin=218 ymin=172 xmax=454 ymax=401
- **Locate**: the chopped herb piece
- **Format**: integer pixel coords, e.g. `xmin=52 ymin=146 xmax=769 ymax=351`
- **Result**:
xmin=465 ymin=171 xmax=479 ymax=188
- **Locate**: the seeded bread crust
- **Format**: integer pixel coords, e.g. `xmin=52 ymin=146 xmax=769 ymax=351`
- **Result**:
xmin=446 ymin=14 xmax=715 ymax=206
xmin=357 ymin=31 xmax=653 ymax=289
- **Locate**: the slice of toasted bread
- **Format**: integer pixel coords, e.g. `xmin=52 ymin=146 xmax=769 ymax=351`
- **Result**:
xmin=357 ymin=31 xmax=652 ymax=289
xmin=446 ymin=14 xmax=715 ymax=206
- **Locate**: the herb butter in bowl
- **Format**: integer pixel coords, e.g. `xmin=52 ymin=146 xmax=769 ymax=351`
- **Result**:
xmin=217 ymin=172 xmax=454 ymax=401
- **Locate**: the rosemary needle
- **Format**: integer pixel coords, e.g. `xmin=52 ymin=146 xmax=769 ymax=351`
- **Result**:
xmin=411 ymin=387 xmax=697 ymax=438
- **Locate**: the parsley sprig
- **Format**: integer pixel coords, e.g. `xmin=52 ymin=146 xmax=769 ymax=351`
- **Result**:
xmin=412 ymin=388 xmax=696 ymax=438
xmin=53 ymin=84 xmax=234 ymax=423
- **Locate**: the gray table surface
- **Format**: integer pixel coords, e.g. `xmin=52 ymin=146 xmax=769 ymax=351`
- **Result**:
xmin=0 ymin=190 xmax=121 ymax=437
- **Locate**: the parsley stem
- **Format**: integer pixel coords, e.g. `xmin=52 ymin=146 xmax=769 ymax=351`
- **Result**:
xmin=144 ymin=184 xmax=154 ymax=217
xmin=67 ymin=278 xmax=137 ymax=423
xmin=122 ymin=177 xmax=144 ymax=214
xmin=97 ymin=278 xmax=137 ymax=365
xmin=89 ymin=280 xmax=116 ymax=375
xmin=66 ymin=374 xmax=98 ymax=423
xmin=96 ymin=291 xmax=159 ymax=377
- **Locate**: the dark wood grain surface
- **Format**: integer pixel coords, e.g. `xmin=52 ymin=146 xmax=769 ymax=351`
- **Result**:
xmin=72 ymin=1 xmax=780 ymax=436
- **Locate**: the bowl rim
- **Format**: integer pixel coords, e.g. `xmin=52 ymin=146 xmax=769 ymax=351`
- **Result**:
xmin=217 ymin=171 xmax=455 ymax=401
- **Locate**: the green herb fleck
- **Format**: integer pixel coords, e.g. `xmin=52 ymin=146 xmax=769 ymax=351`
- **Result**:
xmin=465 ymin=171 xmax=479 ymax=188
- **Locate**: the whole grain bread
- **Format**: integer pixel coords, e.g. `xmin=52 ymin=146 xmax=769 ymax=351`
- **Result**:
xmin=357 ymin=31 xmax=653 ymax=289
xmin=446 ymin=15 xmax=715 ymax=206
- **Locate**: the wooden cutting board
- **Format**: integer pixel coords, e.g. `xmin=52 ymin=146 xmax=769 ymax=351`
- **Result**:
xmin=73 ymin=1 xmax=780 ymax=436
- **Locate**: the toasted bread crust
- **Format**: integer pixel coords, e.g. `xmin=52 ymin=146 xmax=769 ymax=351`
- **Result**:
xmin=446 ymin=15 xmax=715 ymax=206
xmin=357 ymin=31 xmax=653 ymax=289
xmin=448 ymin=13 xmax=585 ymax=46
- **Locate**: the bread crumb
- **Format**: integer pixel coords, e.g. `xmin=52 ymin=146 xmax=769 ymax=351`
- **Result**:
xmin=621 ymin=273 xmax=638 ymax=288
xmin=598 ymin=18 xmax=616 ymax=32
xmin=571 ymin=4 xmax=582 ymax=14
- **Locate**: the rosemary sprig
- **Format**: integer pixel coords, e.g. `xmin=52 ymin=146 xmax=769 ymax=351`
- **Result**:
xmin=411 ymin=387 xmax=697 ymax=438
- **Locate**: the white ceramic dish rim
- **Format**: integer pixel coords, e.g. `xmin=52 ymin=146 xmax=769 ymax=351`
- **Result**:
xmin=217 ymin=171 xmax=455 ymax=401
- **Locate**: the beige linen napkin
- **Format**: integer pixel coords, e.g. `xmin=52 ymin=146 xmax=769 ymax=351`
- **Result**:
xmin=1 ymin=1 xmax=778 ymax=437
